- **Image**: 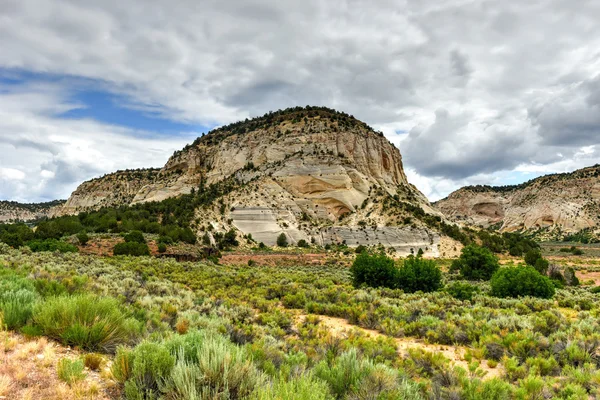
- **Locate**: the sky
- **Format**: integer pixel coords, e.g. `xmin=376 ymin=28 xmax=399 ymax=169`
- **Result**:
xmin=1 ymin=0 xmax=599 ymax=203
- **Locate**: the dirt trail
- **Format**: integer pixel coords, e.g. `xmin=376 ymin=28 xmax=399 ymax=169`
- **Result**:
xmin=299 ymin=314 xmax=503 ymax=379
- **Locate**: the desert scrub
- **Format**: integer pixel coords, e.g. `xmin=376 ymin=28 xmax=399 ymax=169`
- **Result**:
xmin=114 ymin=330 xmax=265 ymax=400
xmin=252 ymin=373 xmax=331 ymax=400
xmin=33 ymin=294 xmax=142 ymax=352
xmin=0 ymin=269 xmax=39 ymax=329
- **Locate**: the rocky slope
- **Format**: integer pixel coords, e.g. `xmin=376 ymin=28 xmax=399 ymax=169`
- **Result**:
xmin=0 ymin=200 xmax=64 ymax=223
xmin=54 ymin=107 xmax=450 ymax=255
xmin=51 ymin=169 xmax=160 ymax=217
xmin=435 ymin=165 xmax=600 ymax=238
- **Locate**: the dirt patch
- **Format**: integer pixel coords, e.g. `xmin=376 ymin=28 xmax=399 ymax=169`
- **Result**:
xmin=575 ymin=271 xmax=600 ymax=286
xmin=437 ymin=236 xmax=463 ymax=259
xmin=0 ymin=331 xmax=117 ymax=399
xmin=298 ymin=314 xmax=503 ymax=379
xmin=221 ymin=252 xmax=329 ymax=267
xmin=78 ymin=237 xmax=160 ymax=257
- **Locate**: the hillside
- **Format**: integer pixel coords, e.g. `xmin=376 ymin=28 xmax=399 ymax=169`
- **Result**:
xmin=0 ymin=200 xmax=64 ymax=223
xmin=435 ymin=164 xmax=600 ymax=239
xmin=51 ymin=168 xmax=160 ymax=217
xmin=52 ymin=106 xmax=449 ymax=256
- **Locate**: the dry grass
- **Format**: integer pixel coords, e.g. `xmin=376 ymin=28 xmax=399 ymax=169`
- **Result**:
xmin=0 ymin=331 xmax=117 ymax=399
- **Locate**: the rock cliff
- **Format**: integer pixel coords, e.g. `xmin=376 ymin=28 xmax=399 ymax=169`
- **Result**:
xmin=54 ymin=107 xmax=448 ymax=255
xmin=0 ymin=200 xmax=64 ymax=223
xmin=435 ymin=165 xmax=600 ymax=238
xmin=52 ymin=169 xmax=160 ymax=217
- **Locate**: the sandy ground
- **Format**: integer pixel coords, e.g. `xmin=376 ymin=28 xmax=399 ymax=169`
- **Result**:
xmin=0 ymin=331 xmax=117 ymax=400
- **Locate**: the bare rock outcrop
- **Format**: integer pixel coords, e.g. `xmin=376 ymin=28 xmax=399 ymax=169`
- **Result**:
xmin=55 ymin=107 xmax=447 ymax=255
xmin=435 ymin=165 xmax=600 ymax=238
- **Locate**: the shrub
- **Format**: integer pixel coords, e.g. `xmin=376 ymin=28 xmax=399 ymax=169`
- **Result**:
xmin=193 ymin=334 xmax=264 ymax=398
xmin=534 ymin=258 xmax=549 ymax=275
xmin=0 ymin=271 xmax=39 ymax=329
xmin=123 ymin=230 xmax=146 ymax=244
xmin=57 ymin=358 xmax=86 ymax=385
xmin=524 ymin=250 xmax=542 ymax=267
xmin=355 ymin=245 xmax=367 ymax=254
xmin=26 ymin=239 xmax=78 ymax=253
xmin=111 ymin=346 xmax=134 ymax=384
xmin=158 ymin=243 xmax=167 ymax=253
xmin=395 ymin=256 xmax=442 ymax=293
xmin=113 ymin=241 xmax=150 ymax=256
xmin=446 ymin=281 xmax=480 ymax=301
xmin=127 ymin=342 xmax=175 ymax=396
xmin=350 ymin=252 xmax=397 ymax=289
xmin=253 ymin=374 xmax=330 ymax=400
xmin=297 ymin=239 xmax=309 ymax=248
xmin=77 ymin=232 xmax=90 ymax=246
xmin=276 ymin=233 xmax=288 ymax=247
xmin=451 ymin=245 xmax=499 ymax=280
xmin=490 ymin=266 xmax=555 ymax=299
xmin=33 ymin=294 xmax=141 ymax=352
xmin=572 ymin=248 xmax=584 ymax=256
xmin=314 ymin=349 xmax=372 ymax=399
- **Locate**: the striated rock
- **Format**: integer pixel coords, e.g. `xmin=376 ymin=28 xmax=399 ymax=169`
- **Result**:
xmin=55 ymin=107 xmax=447 ymax=256
xmin=435 ymin=165 xmax=600 ymax=237
xmin=52 ymin=169 xmax=160 ymax=217
xmin=0 ymin=200 xmax=64 ymax=223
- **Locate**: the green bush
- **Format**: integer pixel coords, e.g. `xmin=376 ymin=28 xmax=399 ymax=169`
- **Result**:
xmin=451 ymin=245 xmax=499 ymax=280
xmin=524 ymin=250 xmax=543 ymax=266
xmin=445 ymin=281 xmax=480 ymax=301
xmin=113 ymin=241 xmax=150 ymax=256
xmin=33 ymin=294 xmax=141 ymax=352
xmin=395 ymin=256 xmax=442 ymax=293
xmin=26 ymin=239 xmax=78 ymax=253
xmin=534 ymin=258 xmax=549 ymax=275
xmin=276 ymin=233 xmax=288 ymax=247
xmin=158 ymin=243 xmax=167 ymax=253
xmin=57 ymin=358 xmax=86 ymax=385
xmin=124 ymin=230 xmax=146 ymax=244
xmin=490 ymin=266 xmax=555 ymax=299
xmin=77 ymin=232 xmax=90 ymax=246
xmin=126 ymin=341 xmax=175 ymax=397
xmin=350 ymin=252 xmax=397 ymax=289
xmin=297 ymin=239 xmax=309 ymax=248
xmin=0 ymin=270 xmax=39 ymax=329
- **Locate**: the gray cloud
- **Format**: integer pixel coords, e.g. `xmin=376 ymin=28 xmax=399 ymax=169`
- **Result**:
xmin=1 ymin=0 xmax=600 ymax=201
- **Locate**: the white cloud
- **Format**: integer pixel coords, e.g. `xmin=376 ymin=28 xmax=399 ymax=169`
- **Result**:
xmin=0 ymin=0 xmax=599 ymax=201
xmin=0 ymin=83 xmax=196 ymax=202
xmin=0 ymin=168 xmax=26 ymax=180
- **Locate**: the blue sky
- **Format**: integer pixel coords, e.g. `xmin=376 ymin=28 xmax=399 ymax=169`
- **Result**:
xmin=0 ymin=0 xmax=599 ymax=202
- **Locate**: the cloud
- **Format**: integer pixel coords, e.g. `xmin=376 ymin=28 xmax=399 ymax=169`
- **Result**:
xmin=0 ymin=0 xmax=600 ymax=201
xmin=0 ymin=82 xmax=197 ymax=202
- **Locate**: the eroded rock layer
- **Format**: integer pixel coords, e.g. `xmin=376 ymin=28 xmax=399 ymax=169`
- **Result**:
xmin=435 ymin=165 xmax=600 ymax=237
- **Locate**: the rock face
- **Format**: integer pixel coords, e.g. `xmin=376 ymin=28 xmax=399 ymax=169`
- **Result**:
xmin=56 ymin=107 xmax=447 ymax=256
xmin=435 ymin=165 xmax=600 ymax=237
xmin=0 ymin=200 xmax=64 ymax=223
xmin=52 ymin=169 xmax=160 ymax=217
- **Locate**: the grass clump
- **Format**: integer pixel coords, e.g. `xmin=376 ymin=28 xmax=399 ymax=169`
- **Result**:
xmin=83 ymin=353 xmax=104 ymax=371
xmin=57 ymin=358 xmax=86 ymax=385
xmin=33 ymin=294 xmax=141 ymax=352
